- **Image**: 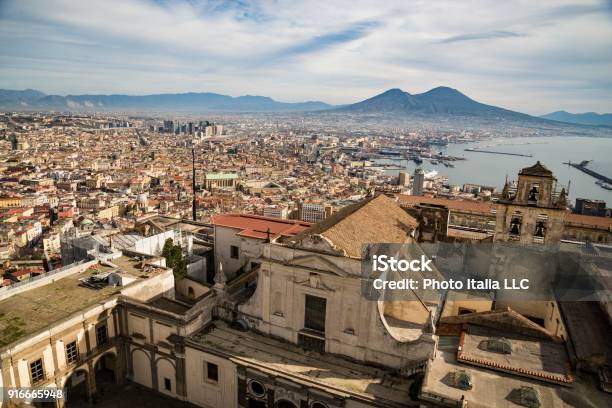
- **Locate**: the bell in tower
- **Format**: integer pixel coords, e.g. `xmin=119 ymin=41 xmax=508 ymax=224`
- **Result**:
xmin=516 ymin=162 xmax=554 ymax=206
xmin=528 ymin=185 xmax=539 ymax=202
xmin=509 ymin=215 xmax=522 ymax=235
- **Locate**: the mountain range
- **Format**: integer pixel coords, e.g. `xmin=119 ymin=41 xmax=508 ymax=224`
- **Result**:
xmin=539 ymin=111 xmax=612 ymax=127
xmin=0 ymin=87 xmax=610 ymax=127
xmin=0 ymin=89 xmax=331 ymax=112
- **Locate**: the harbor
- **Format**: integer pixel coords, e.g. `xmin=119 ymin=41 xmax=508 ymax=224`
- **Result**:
xmin=564 ymin=160 xmax=612 ymax=190
xmin=375 ymin=135 xmax=612 ymax=202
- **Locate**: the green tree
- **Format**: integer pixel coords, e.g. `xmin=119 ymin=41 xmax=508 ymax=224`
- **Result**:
xmin=162 ymin=238 xmax=187 ymax=280
xmin=162 ymin=238 xmax=174 ymax=261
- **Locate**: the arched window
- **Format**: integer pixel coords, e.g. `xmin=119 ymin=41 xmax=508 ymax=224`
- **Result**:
xmin=528 ymin=184 xmax=539 ymax=202
xmin=534 ymin=217 xmax=547 ymax=237
xmin=509 ymin=213 xmax=522 ymax=236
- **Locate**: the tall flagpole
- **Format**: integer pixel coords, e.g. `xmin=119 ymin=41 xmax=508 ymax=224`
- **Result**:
xmin=192 ymin=147 xmax=197 ymax=221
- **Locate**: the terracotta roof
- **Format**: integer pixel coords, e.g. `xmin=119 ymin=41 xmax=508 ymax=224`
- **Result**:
xmin=519 ymin=161 xmax=554 ymax=178
xmin=211 ymin=214 xmax=311 ymax=240
xmin=564 ymin=213 xmax=612 ymax=230
xmin=396 ymin=194 xmax=494 ymax=214
xmin=297 ymin=194 xmax=417 ymax=258
xmin=447 ymin=228 xmax=492 ymax=240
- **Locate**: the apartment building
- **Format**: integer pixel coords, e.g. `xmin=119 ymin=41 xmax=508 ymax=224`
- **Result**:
xmin=298 ymin=202 xmax=327 ymax=223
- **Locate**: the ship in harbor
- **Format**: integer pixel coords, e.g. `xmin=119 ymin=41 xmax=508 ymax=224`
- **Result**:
xmin=424 ymin=170 xmax=438 ymax=179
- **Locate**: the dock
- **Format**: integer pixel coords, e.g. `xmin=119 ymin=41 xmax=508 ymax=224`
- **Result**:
xmin=464 ymin=148 xmax=532 ymax=157
xmin=565 ymin=161 xmax=612 ymax=184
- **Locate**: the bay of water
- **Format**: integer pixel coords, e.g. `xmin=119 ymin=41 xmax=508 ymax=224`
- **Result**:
xmin=378 ymin=135 xmax=612 ymax=204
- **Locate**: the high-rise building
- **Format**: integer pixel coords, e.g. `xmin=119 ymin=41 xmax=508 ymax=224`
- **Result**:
xmin=398 ymin=171 xmax=409 ymax=187
xmin=163 ymin=120 xmax=174 ymax=133
xmin=204 ymin=124 xmax=223 ymax=137
xmin=413 ymin=168 xmax=424 ymax=196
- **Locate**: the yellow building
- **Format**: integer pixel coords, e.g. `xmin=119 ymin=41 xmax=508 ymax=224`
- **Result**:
xmin=0 ymin=196 xmax=21 ymax=209
xmin=96 ymin=205 xmax=119 ymax=220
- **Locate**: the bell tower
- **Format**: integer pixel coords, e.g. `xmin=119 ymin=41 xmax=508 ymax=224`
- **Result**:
xmin=494 ymin=162 xmax=566 ymax=244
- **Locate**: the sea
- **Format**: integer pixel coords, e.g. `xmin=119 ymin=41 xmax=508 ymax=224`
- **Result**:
xmin=376 ymin=135 xmax=612 ymax=204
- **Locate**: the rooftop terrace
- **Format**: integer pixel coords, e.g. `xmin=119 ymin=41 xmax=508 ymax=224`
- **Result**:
xmin=189 ymin=321 xmax=414 ymax=407
xmin=0 ymin=256 xmax=158 ymax=348
xmin=422 ymin=348 xmax=612 ymax=408
xmin=458 ymin=328 xmax=571 ymax=385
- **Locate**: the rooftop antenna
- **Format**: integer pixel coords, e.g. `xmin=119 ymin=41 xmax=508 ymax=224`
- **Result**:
xmin=192 ymin=147 xmax=197 ymax=221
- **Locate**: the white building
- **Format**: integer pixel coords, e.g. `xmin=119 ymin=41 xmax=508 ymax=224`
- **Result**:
xmin=299 ymin=202 xmax=326 ymax=223
xmin=263 ymin=205 xmax=288 ymax=219
xmin=210 ymin=214 xmax=310 ymax=281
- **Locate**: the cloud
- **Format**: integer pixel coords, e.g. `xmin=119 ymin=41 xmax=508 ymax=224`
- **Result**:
xmin=0 ymin=0 xmax=611 ymax=114
xmin=438 ymin=30 xmax=525 ymax=43
xmin=274 ymin=20 xmax=381 ymax=61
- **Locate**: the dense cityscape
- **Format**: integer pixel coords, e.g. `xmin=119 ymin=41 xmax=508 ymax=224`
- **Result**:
xmin=0 ymin=109 xmax=611 ymax=408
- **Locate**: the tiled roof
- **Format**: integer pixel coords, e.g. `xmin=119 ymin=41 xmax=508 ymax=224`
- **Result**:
xmin=565 ymin=213 xmax=612 ymax=230
xmin=396 ymin=194 xmax=494 ymax=214
xmin=298 ymin=194 xmax=417 ymax=258
xmin=211 ymin=214 xmax=311 ymax=240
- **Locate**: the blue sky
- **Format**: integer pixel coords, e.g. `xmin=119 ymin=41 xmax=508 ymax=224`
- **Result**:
xmin=0 ymin=0 xmax=611 ymax=114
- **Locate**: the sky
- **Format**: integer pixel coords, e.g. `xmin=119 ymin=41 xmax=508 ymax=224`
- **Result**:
xmin=0 ymin=0 xmax=611 ymax=115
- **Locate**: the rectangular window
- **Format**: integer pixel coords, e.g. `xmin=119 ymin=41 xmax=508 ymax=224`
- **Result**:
xmin=458 ymin=307 xmax=476 ymax=315
xmin=164 ymin=378 xmax=172 ymax=391
xmin=96 ymin=324 xmax=109 ymax=347
xmin=30 ymin=359 xmax=44 ymax=384
xmin=66 ymin=341 xmax=79 ymax=364
xmin=205 ymin=362 xmax=218 ymax=382
xmin=304 ymin=295 xmax=326 ymax=333
xmin=298 ymin=333 xmax=325 ymax=353
xmin=230 ymin=245 xmax=239 ymax=259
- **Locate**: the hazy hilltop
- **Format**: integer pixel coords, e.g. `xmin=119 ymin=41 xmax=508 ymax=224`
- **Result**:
xmin=1 ymin=87 xmax=610 ymax=133
xmin=0 ymin=89 xmax=46 ymax=106
xmin=540 ymin=111 xmax=612 ymax=127
xmin=0 ymin=89 xmax=332 ymax=112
